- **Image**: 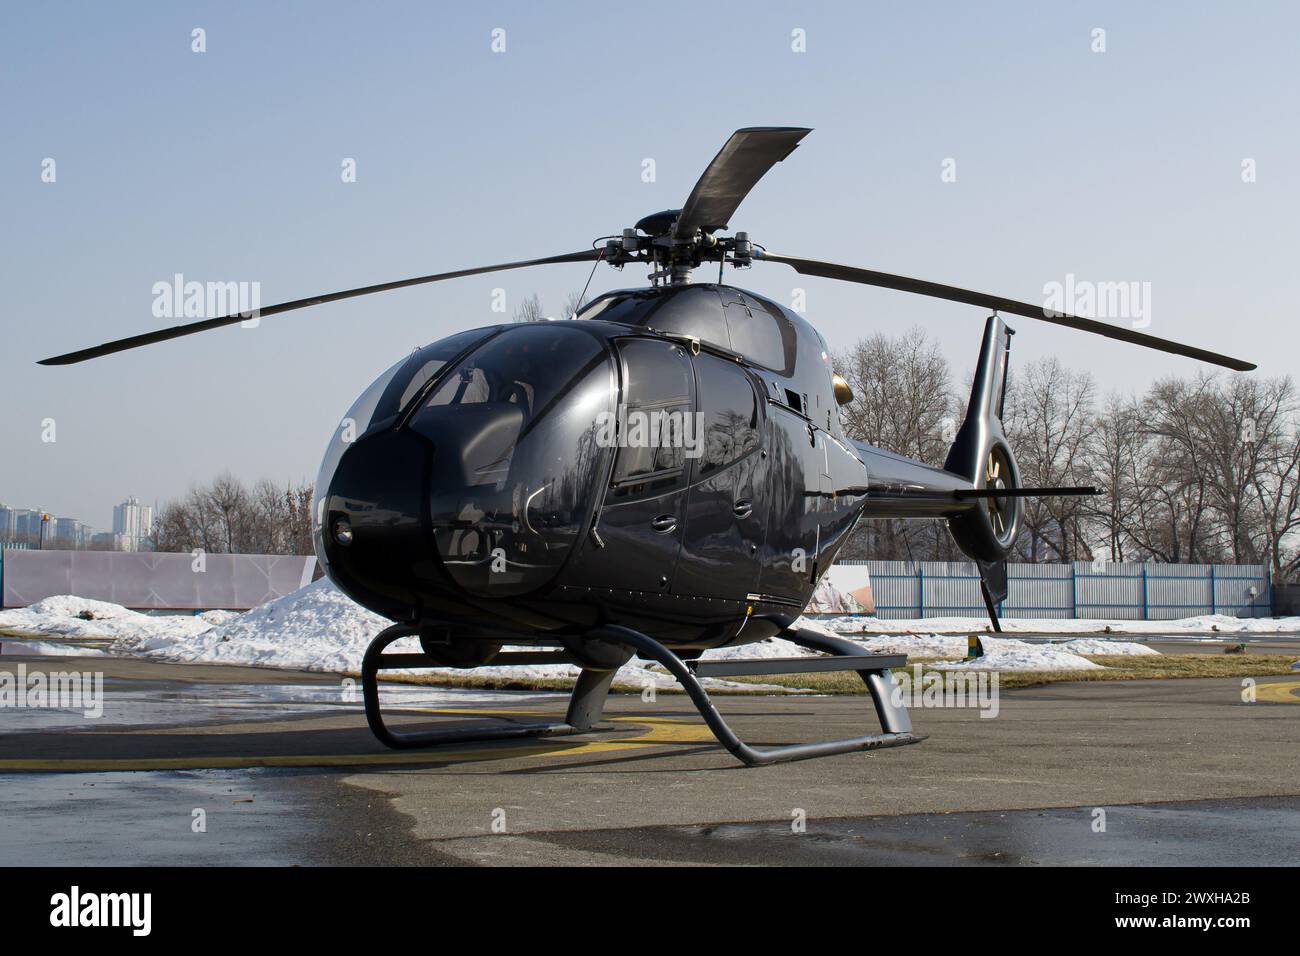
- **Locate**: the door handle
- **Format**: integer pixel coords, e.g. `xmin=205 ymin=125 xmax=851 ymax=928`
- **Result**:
xmin=733 ymin=499 xmax=753 ymax=519
xmin=651 ymin=514 xmax=677 ymax=534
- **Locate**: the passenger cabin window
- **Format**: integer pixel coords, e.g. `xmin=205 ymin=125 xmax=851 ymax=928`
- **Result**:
xmin=695 ymin=355 xmax=761 ymax=478
xmin=643 ymin=287 xmax=730 ymax=353
xmin=723 ymin=293 xmax=791 ymax=372
xmin=608 ymin=339 xmax=692 ymax=500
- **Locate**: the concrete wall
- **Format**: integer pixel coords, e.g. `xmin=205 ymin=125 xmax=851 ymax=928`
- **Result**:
xmin=1 ymin=549 xmax=317 ymax=610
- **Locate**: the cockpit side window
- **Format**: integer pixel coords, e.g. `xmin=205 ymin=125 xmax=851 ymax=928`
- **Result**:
xmin=693 ymin=354 xmax=761 ymax=479
xmin=608 ymin=338 xmax=694 ymax=501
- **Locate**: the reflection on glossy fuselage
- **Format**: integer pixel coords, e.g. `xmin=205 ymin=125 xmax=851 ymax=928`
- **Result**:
xmin=314 ymin=284 xmax=954 ymax=651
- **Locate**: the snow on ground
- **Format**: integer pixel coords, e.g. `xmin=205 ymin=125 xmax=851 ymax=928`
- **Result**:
xmin=813 ymin=613 xmax=1299 ymax=635
xmin=0 ymin=596 xmax=214 ymax=643
xmin=0 ymin=579 xmax=1195 ymax=680
xmin=1057 ymin=638 xmax=1160 ymax=656
xmin=928 ymin=641 xmax=1102 ymax=672
xmin=102 ymin=579 xmax=782 ymax=691
xmin=787 ymin=619 xmax=1155 ymax=662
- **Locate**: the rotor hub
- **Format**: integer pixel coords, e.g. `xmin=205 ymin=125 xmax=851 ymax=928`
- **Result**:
xmin=605 ymin=212 xmax=753 ymax=287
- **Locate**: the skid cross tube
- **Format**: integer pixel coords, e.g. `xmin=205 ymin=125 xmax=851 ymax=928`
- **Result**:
xmin=361 ymin=623 xmax=923 ymax=766
xmin=361 ymin=624 xmax=618 ymax=750
xmin=591 ymin=624 xmax=924 ymax=767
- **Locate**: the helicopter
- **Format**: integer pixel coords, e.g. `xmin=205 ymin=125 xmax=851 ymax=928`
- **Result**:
xmin=41 ymin=128 xmax=1254 ymax=766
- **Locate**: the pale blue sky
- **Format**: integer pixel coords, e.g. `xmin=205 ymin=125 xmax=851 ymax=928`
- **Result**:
xmin=3 ymin=2 xmax=1297 ymax=529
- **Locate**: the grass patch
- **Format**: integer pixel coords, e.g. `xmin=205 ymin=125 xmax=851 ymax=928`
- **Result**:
xmin=362 ymin=653 xmax=1296 ymax=696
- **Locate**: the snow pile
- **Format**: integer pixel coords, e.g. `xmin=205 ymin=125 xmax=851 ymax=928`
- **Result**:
xmin=0 ymin=580 xmax=1168 ymax=679
xmin=1058 ymin=638 xmax=1160 ymax=656
xmin=0 ymin=596 xmax=213 ymax=643
xmin=109 ymin=579 xmax=780 ymax=691
xmin=792 ymin=618 xmax=1136 ymax=671
xmin=929 ymin=639 xmax=1102 ymax=672
xmin=115 ymin=578 xmax=392 ymax=669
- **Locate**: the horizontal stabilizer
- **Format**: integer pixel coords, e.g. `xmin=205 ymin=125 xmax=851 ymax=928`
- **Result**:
xmin=954 ymin=486 xmax=1100 ymax=499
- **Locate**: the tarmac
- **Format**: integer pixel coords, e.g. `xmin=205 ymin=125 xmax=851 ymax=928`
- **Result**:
xmin=1 ymin=654 xmax=1298 ymax=865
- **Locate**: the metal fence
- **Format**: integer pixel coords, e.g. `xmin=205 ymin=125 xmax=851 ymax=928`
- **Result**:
xmin=826 ymin=560 xmax=1274 ymax=620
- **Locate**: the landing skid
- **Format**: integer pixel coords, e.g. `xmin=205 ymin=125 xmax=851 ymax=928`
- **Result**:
xmin=360 ymin=623 xmax=924 ymax=766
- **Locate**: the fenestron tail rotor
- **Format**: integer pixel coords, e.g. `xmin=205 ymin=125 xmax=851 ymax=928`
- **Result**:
xmin=985 ymin=448 xmax=1010 ymax=536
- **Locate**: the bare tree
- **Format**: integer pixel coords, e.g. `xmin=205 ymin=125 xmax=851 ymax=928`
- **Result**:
xmin=561 ymin=289 xmax=588 ymax=320
xmin=1081 ymin=392 xmax=1143 ymax=562
xmin=153 ymin=475 xmax=315 ymax=555
xmin=1002 ymin=357 xmax=1096 ymax=562
xmin=511 ymin=294 xmax=545 ymax=323
xmin=1125 ymin=377 xmax=1222 ymax=563
xmin=511 ymin=291 xmax=588 ymax=323
xmin=1200 ymin=375 xmax=1297 ymax=564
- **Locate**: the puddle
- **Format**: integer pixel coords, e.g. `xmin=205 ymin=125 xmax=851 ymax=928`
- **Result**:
xmin=0 ymin=768 xmax=324 ymax=865
xmin=0 ymin=674 xmax=562 ymax=732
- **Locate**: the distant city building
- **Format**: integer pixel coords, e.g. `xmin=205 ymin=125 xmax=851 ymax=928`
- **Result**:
xmin=15 ymin=509 xmax=45 ymax=541
xmin=112 ymin=496 xmax=153 ymax=552
xmin=53 ymin=517 xmax=90 ymax=547
xmin=2 ymin=500 xmax=114 ymax=550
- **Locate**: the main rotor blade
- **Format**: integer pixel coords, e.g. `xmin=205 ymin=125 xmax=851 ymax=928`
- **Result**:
xmin=38 ymin=249 xmax=603 ymax=365
xmin=672 ymin=127 xmax=811 ymax=240
xmin=756 ymin=251 xmax=1255 ymax=372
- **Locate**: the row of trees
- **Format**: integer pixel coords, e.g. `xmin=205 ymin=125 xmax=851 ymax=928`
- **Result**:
xmin=152 ymin=475 xmax=315 ymax=555
xmin=835 ymin=328 xmax=1300 ymax=581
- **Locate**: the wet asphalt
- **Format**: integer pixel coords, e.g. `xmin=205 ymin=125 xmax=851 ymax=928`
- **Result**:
xmin=1 ymin=652 xmax=1298 ymax=866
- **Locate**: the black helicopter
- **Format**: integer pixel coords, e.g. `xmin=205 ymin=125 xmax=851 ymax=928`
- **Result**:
xmin=42 ymin=128 xmax=1254 ymax=766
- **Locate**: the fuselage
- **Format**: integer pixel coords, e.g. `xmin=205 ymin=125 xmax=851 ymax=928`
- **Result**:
xmin=314 ymin=283 xmax=977 ymax=651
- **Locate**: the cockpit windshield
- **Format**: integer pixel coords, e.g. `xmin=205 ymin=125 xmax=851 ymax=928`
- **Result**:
xmin=405 ymin=324 xmax=614 ymax=596
xmin=313 ymin=327 xmax=498 ymax=541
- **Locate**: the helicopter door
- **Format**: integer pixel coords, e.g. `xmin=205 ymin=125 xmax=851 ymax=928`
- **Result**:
xmin=756 ymin=405 xmax=823 ymax=605
xmin=676 ymin=354 xmax=766 ymax=599
xmin=568 ymin=338 xmax=694 ymax=594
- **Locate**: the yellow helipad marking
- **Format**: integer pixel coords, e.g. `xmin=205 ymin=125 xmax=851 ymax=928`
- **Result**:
xmin=533 ymin=716 xmax=713 ymax=757
xmin=1255 ymin=679 xmax=1300 ymax=704
xmin=0 ymin=715 xmax=711 ymax=772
